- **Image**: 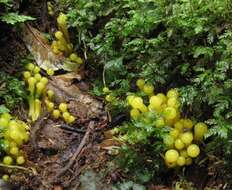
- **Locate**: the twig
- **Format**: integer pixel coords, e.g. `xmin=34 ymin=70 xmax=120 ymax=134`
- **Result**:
xmin=55 ymin=121 xmax=94 ymax=178
xmin=83 ymin=38 xmax=88 ymax=60
xmin=56 ymin=124 xmax=86 ymax=134
xmin=0 ymin=163 xmax=37 ymax=174
xmin=102 ymin=63 xmax=112 ymax=122
xmin=102 ymin=65 xmax=106 ymax=87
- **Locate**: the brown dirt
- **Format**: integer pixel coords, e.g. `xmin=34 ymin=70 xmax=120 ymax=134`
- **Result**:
xmin=10 ymin=78 xmax=108 ymax=189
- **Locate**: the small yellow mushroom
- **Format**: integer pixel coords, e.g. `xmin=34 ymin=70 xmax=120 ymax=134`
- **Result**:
xmin=57 ymin=13 xmax=70 ymax=44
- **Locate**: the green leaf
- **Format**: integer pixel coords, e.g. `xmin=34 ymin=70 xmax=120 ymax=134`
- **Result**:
xmin=0 ymin=71 xmax=26 ymax=109
xmin=0 ymin=0 xmax=12 ymax=6
xmin=0 ymin=105 xmax=9 ymax=114
xmin=105 ymin=57 xmax=126 ymax=81
xmin=0 ymin=12 xmax=35 ymax=25
xmin=193 ymin=47 xmax=214 ymax=58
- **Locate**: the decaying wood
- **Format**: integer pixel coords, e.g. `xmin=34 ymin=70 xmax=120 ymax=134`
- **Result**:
xmin=47 ymin=76 xmax=105 ymax=119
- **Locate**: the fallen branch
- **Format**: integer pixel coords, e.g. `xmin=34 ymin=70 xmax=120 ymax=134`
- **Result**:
xmin=55 ymin=121 xmax=94 ymax=178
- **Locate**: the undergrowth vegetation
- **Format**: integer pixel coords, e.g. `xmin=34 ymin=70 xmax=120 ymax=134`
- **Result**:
xmin=0 ymin=71 xmax=26 ymax=110
xmin=0 ymin=0 xmax=232 ymax=188
xmin=57 ymin=0 xmax=232 ymax=187
xmin=0 ymin=0 xmax=35 ymax=25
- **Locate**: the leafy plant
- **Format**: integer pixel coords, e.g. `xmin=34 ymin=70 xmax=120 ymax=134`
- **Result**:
xmin=0 ymin=12 xmax=35 ymax=25
xmin=0 ymin=0 xmax=35 ymax=25
xmin=0 ymin=71 xmax=26 ymax=109
xmin=113 ymin=109 xmax=169 ymax=183
xmin=0 ymin=0 xmax=12 ymax=6
xmin=58 ymin=0 xmax=232 ymax=187
xmin=0 ymin=105 xmax=9 ymax=114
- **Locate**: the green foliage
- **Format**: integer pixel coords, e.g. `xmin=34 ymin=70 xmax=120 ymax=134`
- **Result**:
xmin=0 ymin=12 xmax=35 ymax=25
xmin=0 ymin=0 xmax=35 ymax=25
xmin=59 ymin=0 xmax=232 ymax=185
xmin=118 ymin=111 xmax=168 ymax=145
xmin=0 ymin=0 xmax=12 ymax=6
xmin=0 ymin=105 xmax=10 ymax=114
xmin=114 ymin=111 xmax=168 ymax=183
xmin=0 ymin=71 xmax=26 ymax=109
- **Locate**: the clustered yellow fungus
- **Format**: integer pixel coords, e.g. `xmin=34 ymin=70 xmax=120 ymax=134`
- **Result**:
xmin=51 ymin=13 xmax=84 ymax=67
xmin=45 ymin=99 xmax=76 ymax=124
xmin=0 ymin=112 xmax=29 ymax=172
xmin=47 ymin=1 xmax=54 ymax=16
xmin=23 ymin=63 xmax=47 ymax=121
xmin=23 ymin=63 xmax=76 ymax=124
xmin=115 ymin=79 xmax=209 ymax=168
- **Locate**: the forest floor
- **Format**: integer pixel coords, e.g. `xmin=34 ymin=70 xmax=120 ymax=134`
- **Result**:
xmin=0 ymin=18 xmax=113 ymax=190
xmin=0 ymin=1 xmax=229 ymax=190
